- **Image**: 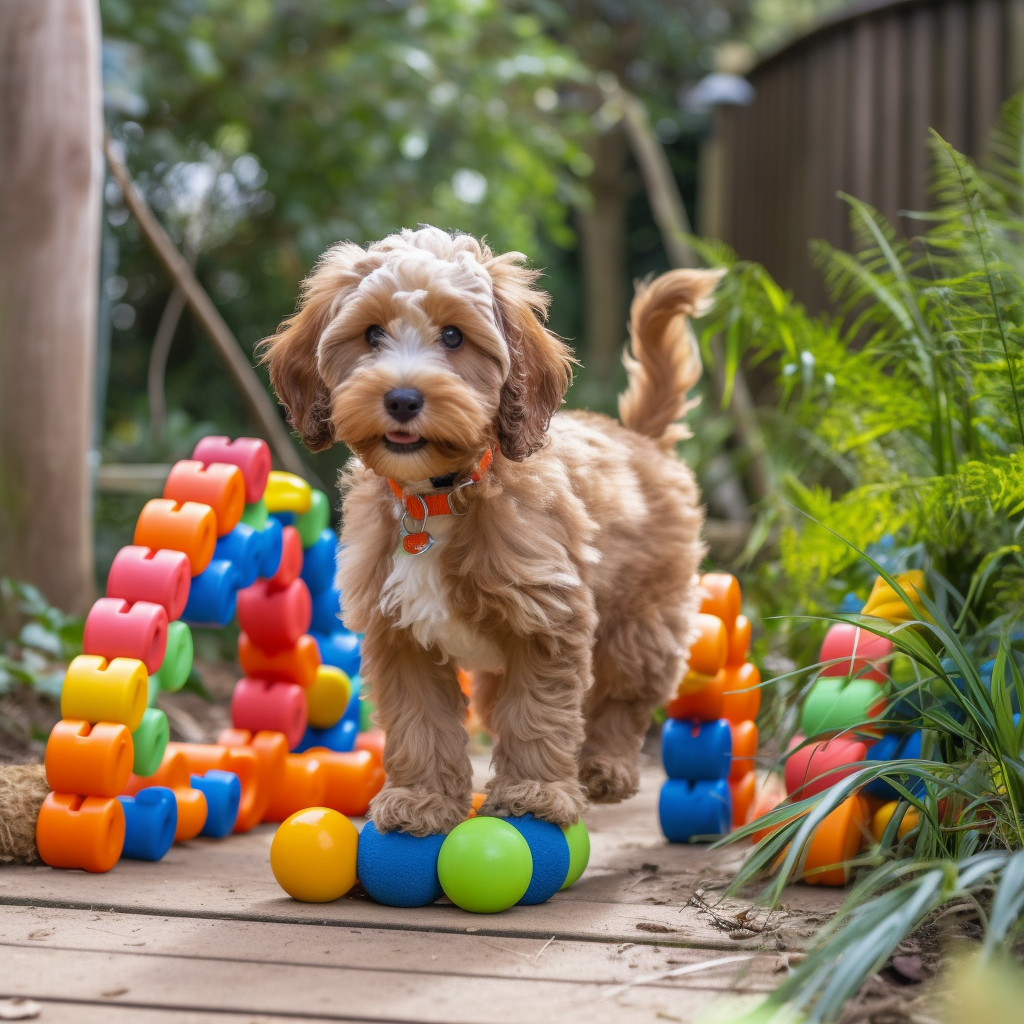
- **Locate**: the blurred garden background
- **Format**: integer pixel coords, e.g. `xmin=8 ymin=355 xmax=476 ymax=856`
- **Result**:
xmin=4 ymin=0 xmax=1024 ymax=1016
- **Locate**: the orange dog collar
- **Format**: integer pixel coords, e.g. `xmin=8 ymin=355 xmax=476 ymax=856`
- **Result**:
xmin=387 ymin=449 xmax=493 ymax=555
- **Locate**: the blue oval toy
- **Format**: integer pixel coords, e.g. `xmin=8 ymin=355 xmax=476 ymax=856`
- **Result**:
xmin=357 ymin=821 xmax=445 ymax=907
xmin=502 ymin=814 xmax=570 ymax=905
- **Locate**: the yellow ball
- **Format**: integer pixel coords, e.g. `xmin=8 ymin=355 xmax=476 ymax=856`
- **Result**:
xmin=871 ymin=801 xmax=920 ymax=843
xmin=305 ymin=665 xmax=351 ymax=729
xmin=270 ymin=807 xmax=358 ymax=902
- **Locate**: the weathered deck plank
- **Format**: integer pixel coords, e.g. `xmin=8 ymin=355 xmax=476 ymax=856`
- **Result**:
xmin=0 ymin=756 xmax=837 ymax=1022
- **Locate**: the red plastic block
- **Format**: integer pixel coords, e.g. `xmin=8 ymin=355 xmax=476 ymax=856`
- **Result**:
xmin=164 ymin=460 xmax=245 ymax=536
xmin=237 ymin=633 xmax=320 ymax=688
xmin=45 ymin=720 xmax=134 ymax=798
xmin=236 ymin=578 xmax=312 ymax=654
xmin=83 ymin=597 xmax=168 ymax=674
xmin=230 ymin=679 xmax=308 ymax=750
xmin=106 ymin=546 xmax=191 ymax=621
xmin=192 ymin=436 xmax=272 ymax=505
xmin=819 ymin=623 xmax=892 ymax=682
xmin=134 ymin=499 xmax=217 ymax=576
xmin=785 ymin=736 xmax=868 ymax=800
xmin=36 ymin=792 xmax=125 ymax=872
xmin=269 ymin=525 xmax=303 ymax=588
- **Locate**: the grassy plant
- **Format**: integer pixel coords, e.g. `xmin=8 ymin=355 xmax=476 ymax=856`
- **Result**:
xmin=695 ymin=96 xmax=1024 ymax=1020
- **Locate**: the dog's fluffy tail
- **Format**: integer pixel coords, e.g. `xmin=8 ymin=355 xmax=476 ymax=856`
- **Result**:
xmin=618 ymin=268 xmax=724 ymax=448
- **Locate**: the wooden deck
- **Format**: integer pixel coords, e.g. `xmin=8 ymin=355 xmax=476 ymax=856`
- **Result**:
xmin=0 ymin=755 xmax=842 ymax=1023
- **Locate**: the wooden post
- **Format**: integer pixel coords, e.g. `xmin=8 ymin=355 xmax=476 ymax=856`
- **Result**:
xmin=0 ymin=0 xmax=103 ymax=613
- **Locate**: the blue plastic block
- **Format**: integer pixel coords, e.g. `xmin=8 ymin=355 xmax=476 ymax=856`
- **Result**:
xmin=294 ymin=717 xmax=358 ymax=753
xmin=118 ymin=787 xmax=177 ymax=861
xmin=256 ymin=516 xmax=284 ymax=579
xmin=342 ymin=678 xmax=362 ymax=725
xmin=311 ymin=630 xmax=362 ymax=677
xmin=214 ymin=522 xmax=262 ymax=588
xmin=271 ymin=511 xmax=295 ymax=528
xmin=503 ymin=815 xmax=570 ymax=905
xmin=300 ymin=529 xmax=338 ymax=596
xmin=311 ymin=585 xmax=342 ymax=635
xmin=864 ymin=731 xmax=925 ymax=800
xmin=357 ymin=821 xmax=445 ymax=907
xmin=659 ymin=779 xmax=732 ymax=842
xmin=190 ymin=770 xmax=241 ymax=838
xmin=661 ymin=719 xmax=732 ymax=781
xmin=181 ymin=560 xmax=240 ymax=627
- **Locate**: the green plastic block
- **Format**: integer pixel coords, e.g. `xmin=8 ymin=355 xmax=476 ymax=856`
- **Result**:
xmin=154 ymin=621 xmax=193 ymax=693
xmin=147 ymin=674 xmax=161 ymax=708
xmin=360 ymin=696 xmax=376 ymax=733
xmin=132 ymin=707 xmax=169 ymax=777
xmin=296 ymin=489 xmax=331 ymax=548
xmin=800 ymin=676 xmax=884 ymax=738
xmin=240 ymin=498 xmax=269 ymax=531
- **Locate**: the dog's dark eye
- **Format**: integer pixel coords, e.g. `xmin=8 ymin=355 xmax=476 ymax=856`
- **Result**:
xmin=365 ymin=325 xmax=386 ymax=348
xmin=440 ymin=326 xmax=463 ymax=350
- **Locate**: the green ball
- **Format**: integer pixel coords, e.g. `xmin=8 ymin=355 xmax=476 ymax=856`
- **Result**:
xmin=438 ymin=817 xmax=533 ymax=913
xmin=560 ymin=820 xmax=590 ymax=890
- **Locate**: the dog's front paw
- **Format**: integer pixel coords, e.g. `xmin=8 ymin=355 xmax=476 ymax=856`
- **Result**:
xmin=579 ymin=754 xmax=640 ymax=804
xmin=480 ymin=778 xmax=587 ymax=828
xmin=370 ymin=785 xmax=468 ymax=837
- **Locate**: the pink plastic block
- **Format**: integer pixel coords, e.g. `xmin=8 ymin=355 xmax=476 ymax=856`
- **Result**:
xmin=106 ymin=546 xmax=191 ymax=621
xmin=83 ymin=597 xmax=168 ymax=674
xmin=785 ymin=736 xmax=868 ymax=800
xmin=819 ymin=624 xmax=892 ymax=681
xmin=236 ymin=577 xmax=312 ymax=654
xmin=192 ymin=436 xmax=272 ymax=505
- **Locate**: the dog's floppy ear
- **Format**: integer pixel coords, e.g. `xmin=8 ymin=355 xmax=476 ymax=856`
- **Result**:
xmin=259 ymin=243 xmax=365 ymax=453
xmin=488 ymin=253 xmax=575 ymax=461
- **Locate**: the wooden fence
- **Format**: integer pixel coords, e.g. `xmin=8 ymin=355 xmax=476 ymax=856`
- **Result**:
xmin=701 ymin=0 xmax=1024 ymax=310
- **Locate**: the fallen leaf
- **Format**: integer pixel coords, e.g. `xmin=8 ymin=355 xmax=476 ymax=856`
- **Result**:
xmin=636 ymin=922 xmax=676 ymax=933
xmin=884 ymin=953 xmax=928 ymax=984
xmin=101 ymin=988 xmax=129 ymax=998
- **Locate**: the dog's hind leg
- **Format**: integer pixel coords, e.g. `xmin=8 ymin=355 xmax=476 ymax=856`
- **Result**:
xmin=362 ymin=622 xmax=473 ymax=836
xmin=579 ymin=608 xmax=688 ymax=803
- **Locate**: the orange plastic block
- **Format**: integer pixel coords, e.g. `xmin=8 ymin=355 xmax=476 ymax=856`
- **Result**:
xmin=123 ymin=748 xmax=207 ymax=841
xmin=749 ymin=774 xmax=789 ymax=843
xmin=166 ymin=742 xmax=260 ymax=833
xmin=729 ymin=771 xmax=757 ymax=828
xmin=262 ymin=754 xmax=327 ymax=823
xmin=61 ymin=655 xmax=147 ymax=732
xmin=802 ymin=795 xmax=869 ymax=886
xmin=45 ymin=720 xmax=134 ymax=798
xmin=727 ymin=615 xmax=752 ymax=666
xmin=36 ymin=792 xmax=125 ymax=872
xmin=721 ymin=663 xmax=761 ymax=723
xmin=134 ymin=499 xmax=217 ymax=576
xmin=689 ymin=613 xmax=728 ymax=676
xmin=467 ymin=791 xmax=487 ymax=819
xmin=163 ymin=460 xmax=245 ymax=536
xmin=728 ymin=720 xmax=758 ymax=780
xmin=217 ymin=728 xmax=289 ymax=832
xmin=355 ymin=729 xmax=385 ymax=769
xmin=699 ymin=573 xmax=741 ymax=632
xmin=665 ymin=670 xmax=726 ymax=721
xmin=238 ymin=632 xmax=320 ymax=688
xmin=304 ymin=749 xmax=386 ymax=816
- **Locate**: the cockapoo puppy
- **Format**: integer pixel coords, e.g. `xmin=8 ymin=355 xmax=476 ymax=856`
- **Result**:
xmin=262 ymin=226 xmax=720 ymax=836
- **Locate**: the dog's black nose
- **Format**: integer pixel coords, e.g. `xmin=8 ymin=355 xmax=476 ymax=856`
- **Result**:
xmin=384 ymin=388 xmax=424 ymax=423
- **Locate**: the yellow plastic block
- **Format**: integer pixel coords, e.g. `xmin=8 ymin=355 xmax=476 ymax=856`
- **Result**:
xmin=306 ymin=665 xmax=352 ymax=730
xmin=264 ymin=472 xmax=312 ymax=515
xmin=674 ymin=669 xmax=717 ymax=697
xmin=861 ymin=570 xmax=929 ymax=624
xmin=61 ymin=655 xmax=147 ymax=732
xmin=870 ymin=800 xmax=920 ymax=843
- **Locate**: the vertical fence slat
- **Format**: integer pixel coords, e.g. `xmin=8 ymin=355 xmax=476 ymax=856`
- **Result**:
xmin=907 ymin=6 xmax=936 ymax=216
xmin=973 ymin=0 xmax=1005 ymax=153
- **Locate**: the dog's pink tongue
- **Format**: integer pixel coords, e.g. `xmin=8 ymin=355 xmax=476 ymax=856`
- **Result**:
xmin=386 ymin=431 xmax=421 ymax=444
